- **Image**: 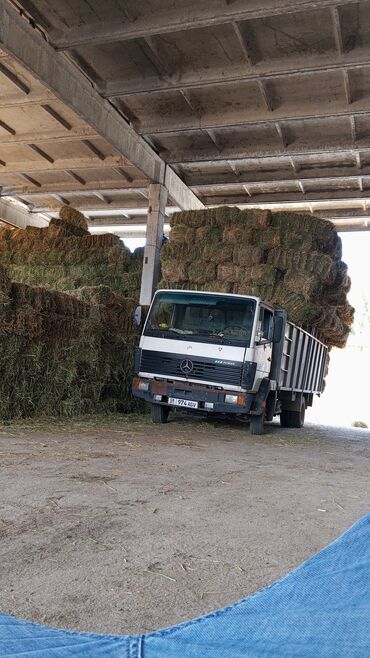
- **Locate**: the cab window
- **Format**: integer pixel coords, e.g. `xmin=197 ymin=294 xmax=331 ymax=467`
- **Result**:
xmin=256 ymin=307 xmax=274 ymax=342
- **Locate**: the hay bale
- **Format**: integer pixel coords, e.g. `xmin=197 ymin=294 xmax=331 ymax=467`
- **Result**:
xmin=233 ymin=245 xmax=263 ymax=267
xmin=250 ymin=227 xmax=280 ymax=249
xmin=170 ymin=225 xmax=196 ymax=244
xmin=0 ymin=265 xmax=10 ymax=293
xmin=161 ymin=259 xmax=188 ymax=283
xmin=223 ymin=225 xmax=252 ymax=245
xmin=203 ymin=242 xmax=234 ymax=264
xmin=217 ymin=264 xmax=238 ymax=283
xmin=59 ymin=205 xmax=89 ymax=231
xmin=284 ymin=271 xmax=323 ymax=301
xmin=188 ymin=262 xmax=216 ymax=284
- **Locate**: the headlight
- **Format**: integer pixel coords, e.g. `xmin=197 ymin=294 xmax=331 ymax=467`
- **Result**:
xmin=225 ymin=394 xmax=238 ymax=404
xmin=225 ymin=394 xmax=246 ymax=406
xmin=138 ymin=381 xmax=149 ymax=392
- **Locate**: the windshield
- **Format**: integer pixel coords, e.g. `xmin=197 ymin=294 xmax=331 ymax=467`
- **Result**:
xmin=144 ymin=291 xmax=256 ymax=346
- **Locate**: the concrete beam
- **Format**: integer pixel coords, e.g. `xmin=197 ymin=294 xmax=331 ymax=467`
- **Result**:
xmin=139 ymin=102 xmax=370 ymax=137
xmin=140 ymin=184 xmax=167 ymax=306
xmin=0 ymin=0 xmax=201 ymax=212
xmin=166 ymin=143 xmax=370 ymax=165
xmin=0 ymin=128 xmax=97 ymax=146
xmin=182 ymin=166 xmax=370 ymax=188
xmin=0 ymin=197 xmax=48 ymax=228
xmin=200 ymin=190 xmax=370 ymax=205
xmin=3 ymin=180 xmax=149 ymax=196
xmin=164 ymin=166 xmax=203 ymax=210
xmin=47 ymin=0 xmax=360 ymax=49
xmin=0 ymin=156 xmax=132 ymax=174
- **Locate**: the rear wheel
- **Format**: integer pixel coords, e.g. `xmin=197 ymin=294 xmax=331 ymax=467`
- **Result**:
xmin=280 ymin=398 xmax=306 ymax=428
xmin=250 ymin=413 xmax=265 ymax=435
xmin=151 ymin=404 xmax=170 ymax=424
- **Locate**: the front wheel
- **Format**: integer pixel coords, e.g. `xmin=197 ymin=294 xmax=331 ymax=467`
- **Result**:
xmin=151 ymin=404 xmax=170 ymax=424
xmin=250 ymin=413 xmax=265 ymax=435
xmin=280 ymin=398 xmax=306 ymax=428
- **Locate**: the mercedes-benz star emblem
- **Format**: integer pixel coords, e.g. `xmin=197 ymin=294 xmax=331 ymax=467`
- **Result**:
xmin=180 ymin=359 xmax=194 ymax=375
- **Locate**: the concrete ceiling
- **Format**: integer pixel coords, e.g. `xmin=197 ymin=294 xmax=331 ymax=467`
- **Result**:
xmin=1 ymin=0 xmax=370 ymax=234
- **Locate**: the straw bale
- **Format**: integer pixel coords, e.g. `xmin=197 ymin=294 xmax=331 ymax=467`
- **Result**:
xmin=332 ymin=260 xmax=351 ymax=293
xmin=223 ymin=225 xmax=252 ymax=244
xmin=250 ymin=227 xmax=280 ymax=249
xmin=203 ymin=242 xmax=234 ymax=264
xmin=284 ymin=271 xmax=323 ymax=300
xmin=267 ymin=249 xmax=335 ymax=283
xmin=243 ymin=264 xmax=283 ymax=286
xmin=49 ymin=217 xmax=89 ymax=238
xmin=170 ymin=225 xmax=196 ymax=244
xmin=217 ymin=264 xmax=238 ymax=283
xmin=233 ymin=245 xmax=263 ymax=267
xmin=0 ymin=265 xmax=10 ymax=293
xmin=59 ymin=205 xmax=89 ymax=231
xmin=336 ymin=301 xmax=355 ymax=325
xmin=188 ymin=262 xmax=216 ymax=284
xmin=202 ymin=280 xmax=233 ymax=294
xmin=161 ymin=259 xmax=188 ymax=283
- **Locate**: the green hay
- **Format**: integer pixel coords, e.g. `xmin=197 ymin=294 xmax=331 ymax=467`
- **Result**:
xmin=187 ymin=262 xmax=216 ymax=284
xmin=233 ymin=245 xmax=264 ymax=267
xmin=161 ymin=259 xmax=188 ymax=283
xmin=0 ymin=274 xmax=142 ymax=420
xmin=217 ymin=264 xmax=238 ymax=283
xmin=160 ymin=208 xmax=353 ymax=348
xmin=58 ymin=205 xmax=89 ymax=231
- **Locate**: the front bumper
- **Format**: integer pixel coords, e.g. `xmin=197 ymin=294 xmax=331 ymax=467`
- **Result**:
xmin=132 ymin=378 xmax=255 ymax=415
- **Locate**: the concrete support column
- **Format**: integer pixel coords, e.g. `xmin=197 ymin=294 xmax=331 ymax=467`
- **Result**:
xmin=139 ymin=183 xmax=168 ymax=306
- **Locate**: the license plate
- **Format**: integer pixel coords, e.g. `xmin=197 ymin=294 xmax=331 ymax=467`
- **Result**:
xmin=168 ymin=397 xmax=198 ymax=409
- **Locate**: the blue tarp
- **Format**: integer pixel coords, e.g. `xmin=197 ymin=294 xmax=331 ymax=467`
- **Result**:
xmin=1 ymin=512 xmax=369 ymax=657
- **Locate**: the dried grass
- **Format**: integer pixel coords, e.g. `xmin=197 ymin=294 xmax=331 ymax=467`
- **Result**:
xmin=160 ymin=206 xmax=354 ymax=348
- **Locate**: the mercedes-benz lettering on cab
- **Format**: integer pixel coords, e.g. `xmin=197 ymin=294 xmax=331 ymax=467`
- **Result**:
xmin=132 ymin=290 xmax=327 ymax=435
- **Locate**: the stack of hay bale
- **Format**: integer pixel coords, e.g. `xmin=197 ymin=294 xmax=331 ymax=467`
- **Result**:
xmin=160 ymin=207 xmax=354 ymax=349
xmin=0 ymin=264 xmax=140 ymax=420
xmin=0 ymin=206 xmax=144 ymax=420
xmin=0 ymin=206 xmax=142 ymax=300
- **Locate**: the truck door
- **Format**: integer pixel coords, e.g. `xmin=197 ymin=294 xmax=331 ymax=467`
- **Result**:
xmin=254 ymin=306 xmax=273 ymax=386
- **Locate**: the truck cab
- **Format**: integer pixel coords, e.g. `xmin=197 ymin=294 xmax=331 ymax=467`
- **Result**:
xmin=132 ymin=289 xmax=285 ymax=434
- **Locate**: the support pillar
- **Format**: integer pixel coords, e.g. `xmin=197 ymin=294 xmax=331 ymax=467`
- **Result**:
xmin=139 ymin=183 xmax=168 ymax=306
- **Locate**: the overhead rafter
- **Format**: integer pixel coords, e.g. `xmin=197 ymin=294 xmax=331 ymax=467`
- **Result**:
xmin=0 ymin=197 xmax=48 ymax=228
xmin=0 ymin=155 xmax=132 ymax=174
xmin=165 ymin=141 xmax=370 ymax=164
xmin=47 ymin=0 xmax=361 ymax=49
xmin=0 ymin=128 xmax=97 ymax=145
xmin=101 ymin=50 xmax=370 ymax=98
xmin=199 ymin=189 xmax=370 ymax=204
xmin=137 ymin=102 xmax=370 ymax=136
xmin=3 ymin=180 xmax=150 ymax=196
xmin=0 ymin=0 xmax=203 ymax=211
xmin=192 ymin=173 xmax=370 ymax=192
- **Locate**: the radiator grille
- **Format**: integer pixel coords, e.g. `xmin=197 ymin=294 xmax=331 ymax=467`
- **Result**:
xmin=139 ymin=350 xmax=243 ymax=387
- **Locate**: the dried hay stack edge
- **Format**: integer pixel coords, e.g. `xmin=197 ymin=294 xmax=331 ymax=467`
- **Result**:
xmin=0 ymin=269 xmax=142 ymax=420
xmin=160 ymin=207 xmax=354 ymax=349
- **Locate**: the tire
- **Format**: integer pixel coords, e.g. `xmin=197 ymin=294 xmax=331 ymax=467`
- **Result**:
xmin=151 ymin=403 xmax=170 ymax=424
xmin=280 ymin=398 xmax=306 ymax=429
xmin=250 ymin=413 xmax=265 ymax=435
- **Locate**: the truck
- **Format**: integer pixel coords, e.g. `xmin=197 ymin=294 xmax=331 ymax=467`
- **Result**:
xmin=132 ymin=290 xmax=328 ymax=435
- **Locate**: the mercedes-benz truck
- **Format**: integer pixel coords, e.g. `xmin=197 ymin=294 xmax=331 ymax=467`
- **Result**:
xmin=132 ymin=290 xmax=328 ymax=434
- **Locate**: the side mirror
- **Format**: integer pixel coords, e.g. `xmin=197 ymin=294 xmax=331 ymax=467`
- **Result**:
xmin=133 ymin=305 xmax=143 ymax=328
xmin=273 ymin=316 xmax=284 ymax=343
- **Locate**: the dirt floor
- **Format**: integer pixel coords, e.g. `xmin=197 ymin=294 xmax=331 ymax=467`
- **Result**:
xmin=0 ymin=412 xmax=369 ymax=636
